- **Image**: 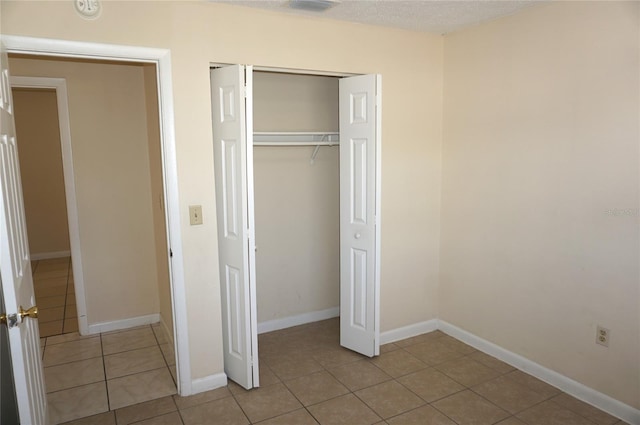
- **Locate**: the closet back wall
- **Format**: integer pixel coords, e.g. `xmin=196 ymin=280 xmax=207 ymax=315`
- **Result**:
xmin=253 ymin=72 xmax=340 ymax=324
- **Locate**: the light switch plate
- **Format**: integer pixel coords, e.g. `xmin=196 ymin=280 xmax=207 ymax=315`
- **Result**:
xmin=189 ymin=205 xmax=203 ymax=225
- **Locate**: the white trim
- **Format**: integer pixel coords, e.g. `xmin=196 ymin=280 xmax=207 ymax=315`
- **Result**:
xmin=245 ymin=65 xmax=260 ymax=387
xmin=29 ymin=251 xmax=71 ymax=261
xmin=380 ymin=319 xmax=439 ymax=345
xmin=4 ymin=36 xmax=165 ymax=64
xmin=3 ymin=35 xmax=191 ymax=396
xmin=254 ymin=65 xmax=356 ymax=78
xmin=191 ymin=373 xmax=228 ymax=394
xmin=211 ymin=62 xmax=356 ymax=78
xmin=87 ymin=313 xmax=160 ymax=334
xmin=438 ymin=321 xmax=640 ymax=425
xmin=11 ymin=75 xmax=89 ymax=336
xmin=373 ymin=74 xmax=382 ymax=356
xmin=257 ymin=307 xmax=340 ymax=334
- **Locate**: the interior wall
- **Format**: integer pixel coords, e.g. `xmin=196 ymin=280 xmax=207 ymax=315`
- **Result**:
xmin=9 ymin=56 xmax=161 ymax=327
xmin=143 ymin=64 xmax=173 ymax=339
xmin=13 ymin=88 xmax=70 ymax=257
xmin=441 ymin=1 xmax=639 ymax=409
xmin=1 ymin=1 xmax=444 ymax=383
xmin=253 ymin=72 xmax=339 ymax=324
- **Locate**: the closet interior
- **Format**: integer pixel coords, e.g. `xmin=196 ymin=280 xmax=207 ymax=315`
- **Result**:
xmin=252 ymin=71 xmax=341 ymax=331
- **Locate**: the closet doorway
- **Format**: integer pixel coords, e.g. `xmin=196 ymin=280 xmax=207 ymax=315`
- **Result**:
xmin=210 ymin=65 xmax=381 ymax=390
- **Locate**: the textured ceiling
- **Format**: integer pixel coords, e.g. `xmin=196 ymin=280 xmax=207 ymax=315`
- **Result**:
xmin=211 ymin=0 xmax=544 ymax=34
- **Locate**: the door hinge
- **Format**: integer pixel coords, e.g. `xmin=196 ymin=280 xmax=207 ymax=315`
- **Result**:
xmin=169 ymin=248 xmax=173 ymax=258
xmin=243 ymin=84 xmax=248 ymax=98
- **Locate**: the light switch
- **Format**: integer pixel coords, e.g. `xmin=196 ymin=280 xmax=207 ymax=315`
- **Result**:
xmin=189 ymin=205 xmax=203 ymax=225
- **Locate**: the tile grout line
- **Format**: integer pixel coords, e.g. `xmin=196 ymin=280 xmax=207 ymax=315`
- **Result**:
xmin=169 ymin=395 xmax=187 ymax=425
xmin=277 ymin=374 xmax=322 ymax=425
xmin=227 ymin=383 xmax=254 ymax=424
xmin=151 ymin=324 xmax=177 ymax=388
xmin=100 ymin=332 xmax=112 ymax=413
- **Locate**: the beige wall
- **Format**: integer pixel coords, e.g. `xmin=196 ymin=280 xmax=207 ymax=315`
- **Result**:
xmin=9 ymin=56 xmax=161 ymax=327
xmin=13 ymin=88 xmax=71 ymax=257
xmin=253 ymin=72 xmax=339 ymax=323
xmin=2 ymin=1 xmax=444 ymax=381
xmin=143 ymin=64 xmax=173 ymax=339
xmin=441 ymin=1 xmax=639 ymax=409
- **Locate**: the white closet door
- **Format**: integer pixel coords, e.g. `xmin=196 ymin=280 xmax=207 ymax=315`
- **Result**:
xmin=0 ymin=42 xmax=49 ymax=424
xmin=211 ymin=65 xmax=259 ymax=389
xmin=339 ymin=74 xmax=381 ymax=357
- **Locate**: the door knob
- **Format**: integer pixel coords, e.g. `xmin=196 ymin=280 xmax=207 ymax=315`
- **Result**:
xmin=19 ymin=306 xmax=38 ymax=322
xmin=354 ymin=233 xmax=361 ymax=239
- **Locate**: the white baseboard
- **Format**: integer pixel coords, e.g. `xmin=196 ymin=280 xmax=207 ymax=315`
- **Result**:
xmin=87 ymin=313 xmax=160 ymax=334
xmin=191 ymin=373 xmax=228 ymax=394
xmin=438 ymin=320 xmax=640 ymax=425
xmin=257 ymin=307 xmax=339 ymax=334
xmin=380 ymin=319 xmax=439 ymax=345
xmin=30 ymin=251 xmax=71 ymax=260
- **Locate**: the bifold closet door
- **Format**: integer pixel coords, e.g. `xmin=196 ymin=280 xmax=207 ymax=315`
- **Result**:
xmin=211 ymin=65 xmax=259 ymax=390
xmin=339 ymin=74 xmax=381 ymax=358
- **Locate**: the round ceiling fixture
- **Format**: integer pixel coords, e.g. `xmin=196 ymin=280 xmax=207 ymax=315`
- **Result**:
xmin=74 ymin=0 xmax=101 ymax=19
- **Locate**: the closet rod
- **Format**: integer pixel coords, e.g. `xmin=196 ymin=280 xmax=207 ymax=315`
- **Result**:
xmin=253 ymin=141 xmax=338 ymax=147
xmin=253 ymin=131 xmax=339 ymax=145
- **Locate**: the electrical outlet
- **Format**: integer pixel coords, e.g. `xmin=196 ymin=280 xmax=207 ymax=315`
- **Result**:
xmin=596 ymin=325 xmax=610 ymax=347
xmin=189 ymin=205 xmax=203 ymax=225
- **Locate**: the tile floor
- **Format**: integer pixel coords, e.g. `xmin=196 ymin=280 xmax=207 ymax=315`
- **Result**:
xmin=32 ymin=257 xmax=78 ymax=337
xmin=56 ymin=318 xmax=628 ymax=425
xmin=42 ymin=324 xmax=178 ymax=424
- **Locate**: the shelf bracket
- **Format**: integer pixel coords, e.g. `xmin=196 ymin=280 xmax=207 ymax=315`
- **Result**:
xmin=310 ymin=145 xmax=322 ymax=165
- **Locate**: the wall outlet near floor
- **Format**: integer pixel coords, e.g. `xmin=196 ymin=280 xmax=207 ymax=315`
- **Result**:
xmin=596 ymin=325 xmax=610 ymax=347
xmin=189 ymin=205 xmax=203 ymax=225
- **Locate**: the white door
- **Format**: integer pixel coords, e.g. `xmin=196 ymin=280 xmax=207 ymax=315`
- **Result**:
xmin=0 ymin=43 xmax=49 ymax=423
xmin=210 ymin=65 xmax=259 ymax=389
xmin=339 ymin=74 xmax=381 ymax=357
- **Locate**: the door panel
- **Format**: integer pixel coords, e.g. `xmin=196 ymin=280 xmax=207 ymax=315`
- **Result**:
xmin=0 ymin=43 xmax=48 ymax=424
xmin=339 ymin=74 xmax=381 ymax=357
xmin=211 ymin=65 xmax=259 ymax=389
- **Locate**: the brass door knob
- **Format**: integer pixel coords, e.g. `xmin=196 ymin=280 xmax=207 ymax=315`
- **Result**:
xmin=19 ymin=305 xmax=38 ymax=322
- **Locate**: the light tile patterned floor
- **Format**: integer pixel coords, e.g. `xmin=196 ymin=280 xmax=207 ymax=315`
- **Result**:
xmin=42 ymin=325 xmax=177 ymax=424
xmin=55 ymin=318 xmax=628 ymax=425
xmin=32 ymin=257 xmax=78 ymax=337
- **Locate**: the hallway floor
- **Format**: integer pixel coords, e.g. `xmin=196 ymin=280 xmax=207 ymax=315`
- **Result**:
xmin=32 ymin=257 xmax=78 ymax=337
xmin=42 ymin=324 xmax=177 ymax=424
xmin=53 ymin=318 xmax=627 ymax=425
xmin=32 ymin=257 xmax=178 ymax=424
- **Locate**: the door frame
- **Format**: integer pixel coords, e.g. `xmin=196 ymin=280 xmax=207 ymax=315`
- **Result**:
xmin=3 ymin=35 xmax=193 ymax=395
xmin=10 ymin=76 xmax=89 ymax=335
